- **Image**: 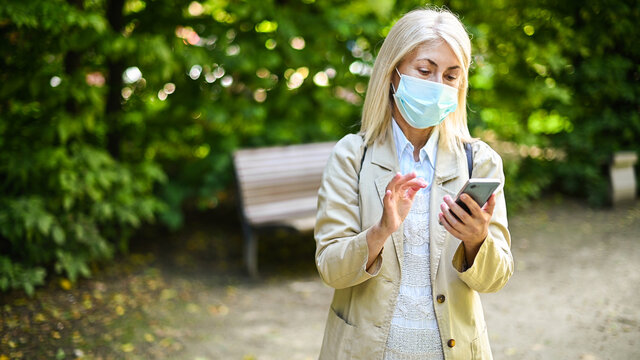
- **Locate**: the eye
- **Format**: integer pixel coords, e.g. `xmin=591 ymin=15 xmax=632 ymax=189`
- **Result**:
xmin=418 ymin=68 xmax=431 ymax=75
xmin=446 ymin=74 xmax=458 ymax=81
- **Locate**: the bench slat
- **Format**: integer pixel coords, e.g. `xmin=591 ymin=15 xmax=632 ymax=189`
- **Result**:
xmin=236 ymin=160 xmax=329 ymax=178
xmin=235 ymin=149 xmax=334 ymax=165
xmin=241 ymin=185 xmax=321 ymax=207
xmin=234 ymin=142 xmax=335 ymax=160
xmin=237 ymin=172 xmax=325 ymax=193
xmin=245 ymin=195 xmax=318 ymax=225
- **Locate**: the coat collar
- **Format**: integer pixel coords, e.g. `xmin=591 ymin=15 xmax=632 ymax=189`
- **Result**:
xmin=434 ymin=137 xmax=460 ymax=186
xmin=370 ymin=124 xmax=398 ymax=173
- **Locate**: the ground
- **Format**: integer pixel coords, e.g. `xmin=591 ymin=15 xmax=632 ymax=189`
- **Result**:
xmin=1 ymin=198 xmax=639 ymax=359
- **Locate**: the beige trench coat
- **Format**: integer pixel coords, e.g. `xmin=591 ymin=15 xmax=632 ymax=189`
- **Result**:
xmin=314 ymin=126 xmax=514 ymax=360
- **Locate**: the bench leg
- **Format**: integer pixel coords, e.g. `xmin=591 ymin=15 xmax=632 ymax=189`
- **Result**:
xmin=242 ymin=224 xmax=259 ymax=278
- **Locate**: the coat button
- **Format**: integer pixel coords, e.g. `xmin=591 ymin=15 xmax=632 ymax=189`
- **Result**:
xmin=447 ymin=339 xmax=456 ymax=348
xmin=436 ymin=294 xmax=445 ymax=303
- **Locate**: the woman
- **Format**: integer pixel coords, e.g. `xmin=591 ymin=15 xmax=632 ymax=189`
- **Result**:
xmin=314 ymin=7 xmax=514 ymax=360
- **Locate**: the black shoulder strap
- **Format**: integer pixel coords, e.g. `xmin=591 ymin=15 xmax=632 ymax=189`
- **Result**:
xmin=359 ymin=133 xmax=368 ymax=175
xmin=360 ymin=146 xmax=368 ymax=171
xmin=464 ymin=142 xmax=473 ymax=178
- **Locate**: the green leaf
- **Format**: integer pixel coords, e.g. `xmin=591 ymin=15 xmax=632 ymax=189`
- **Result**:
xmin=52 ymin=225 xmax=65 ymax=245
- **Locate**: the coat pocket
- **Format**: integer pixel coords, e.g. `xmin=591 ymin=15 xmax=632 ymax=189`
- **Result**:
xmin=319 ymin=307 xmax=355 ymax=360
xmin=470 ymin=326 xmax=493 ymax=360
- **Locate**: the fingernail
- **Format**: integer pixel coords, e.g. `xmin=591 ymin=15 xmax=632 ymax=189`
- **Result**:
xmin=461 ymin=194 xmax=467 ymax=200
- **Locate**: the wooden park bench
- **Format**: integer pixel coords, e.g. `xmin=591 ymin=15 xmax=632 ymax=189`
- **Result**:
xmin=233 ymin=141 xmax=336 ymax=277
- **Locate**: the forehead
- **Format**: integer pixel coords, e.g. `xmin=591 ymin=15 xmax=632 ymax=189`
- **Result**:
xmin=402 ymin=41 xmax=461 ymax=69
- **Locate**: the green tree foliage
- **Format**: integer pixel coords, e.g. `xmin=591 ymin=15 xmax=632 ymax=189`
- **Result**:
xmin=0 ymin=0 xmax=392 ymax=293
xmin=1 ymin=0 xmax=638 ymax=294
xmin=446 ymin=0 xmax=640 ymax=205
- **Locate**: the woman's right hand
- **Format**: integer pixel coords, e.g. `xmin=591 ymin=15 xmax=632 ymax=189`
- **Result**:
xmin=365 ymin=172 xmax=426 ymax=272
xmin=379 ymin=172 xmax=427 ymax=236
xmin=367 ymin=172 xmax=427 ymax=274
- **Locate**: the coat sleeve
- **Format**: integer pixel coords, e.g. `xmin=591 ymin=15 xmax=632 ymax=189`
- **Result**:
xmin=452 ymin=141 xmax=514 ymax=293
xmin=314 ymin=134 xmax=382 ymax=290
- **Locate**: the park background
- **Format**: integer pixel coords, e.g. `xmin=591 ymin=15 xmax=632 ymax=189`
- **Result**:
xmin=1 ymin=0 xmax=639 ymax=359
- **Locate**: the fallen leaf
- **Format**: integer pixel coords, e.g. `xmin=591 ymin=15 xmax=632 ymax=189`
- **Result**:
xmin=186 ymin=303 xmax=200 ymax=314
xmin=116 ymin=306 xmax=125 ymax=316
xmin=218 ymin=305 xmax=229 ymax=315
xmin=121 ymin=343 xmax=135 ymax=353
xmin=113 ymin=293 xmax=125 ymax=304
xmin=59 ymin=279 xmax=72 ymax=291
xmin=51 ymin=331 xmax=61 ymax=339
xmin=160 ymin=289 xmax=177 ymax=301
xmin=144 ymin=333 xmax=155 ymax=342
xmin=83 ymin=298 xmax=93 ymax=310
xmin=159 ymin=338 xmax=173 ymax=348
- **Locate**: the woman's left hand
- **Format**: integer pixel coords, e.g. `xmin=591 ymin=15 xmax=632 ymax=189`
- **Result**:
xmin=438 ymin=194 xmax=496 ymax=266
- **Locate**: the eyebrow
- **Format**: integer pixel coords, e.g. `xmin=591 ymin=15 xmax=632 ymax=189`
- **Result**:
xmin=417 ymin=58 xmax=461 ymax=70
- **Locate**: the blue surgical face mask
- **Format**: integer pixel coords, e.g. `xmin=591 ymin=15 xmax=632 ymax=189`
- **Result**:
xmin=392 ymin=68 xmax=458 ymax=129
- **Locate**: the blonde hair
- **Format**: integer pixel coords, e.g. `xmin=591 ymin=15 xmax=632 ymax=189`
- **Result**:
xmin=360 ymin=7 xmax=473 ymax=151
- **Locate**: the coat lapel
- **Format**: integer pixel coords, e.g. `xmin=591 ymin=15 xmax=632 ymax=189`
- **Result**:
xmin=429 ymin=139 xmax=464 ymax=284
xmin=370 ymin=126 xmax=404 ymax=267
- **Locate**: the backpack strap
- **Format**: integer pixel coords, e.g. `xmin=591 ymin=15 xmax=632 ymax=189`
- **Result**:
xmin=360 ymin=146 xmax=368 ymax=172
xmin=358 ymin=133 xmax=368 ymax=176
xmin=464 ymin=142 xmax=473 ymax=178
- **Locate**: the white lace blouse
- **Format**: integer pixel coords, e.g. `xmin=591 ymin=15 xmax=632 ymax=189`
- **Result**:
xmin=383 ymin=120 xmax=444 ymax=360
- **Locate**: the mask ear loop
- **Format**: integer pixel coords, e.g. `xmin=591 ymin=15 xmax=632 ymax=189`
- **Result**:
xmin=389 ymin=67 xmax=402 ymax=120
xmin=390 ymin=67 xmax=402 ymax=94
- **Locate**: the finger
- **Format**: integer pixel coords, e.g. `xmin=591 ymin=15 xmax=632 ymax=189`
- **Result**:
xmin=482 ymin=194 xmax=496 ymax=216
xmin=443 ymin=195 xmax=470 ymax=224
xmin=386 ymin=172 xmax=403 ymax=191
xmin=459 ymin=193 xmax=482 ymax=217
xmin=400 ymin=177 xmax=427 ymax=190
xmin=439 ymin=212 xmax=465 ymax=239
xmin=395 ymin=172 xmax=418 ymax=189
xmin=406 ymin=186 xmax=420 ymax=201
xmin=383 ymin=189 xmax=393 ymax=203
xmin=440 ymin=201 xmax=464 ymax=228
xmin=386 ymin=172 xmax=414 ymax=192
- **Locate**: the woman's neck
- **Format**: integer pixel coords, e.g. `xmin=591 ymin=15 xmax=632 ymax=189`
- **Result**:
xmin=393 ymin=111 xmax=434 ymax=162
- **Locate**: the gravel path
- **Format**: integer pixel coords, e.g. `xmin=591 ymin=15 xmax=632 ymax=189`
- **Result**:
xmin=155 ymin=199 xmax=640 ymax=360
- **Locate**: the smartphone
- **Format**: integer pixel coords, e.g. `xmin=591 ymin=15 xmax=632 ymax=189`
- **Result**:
xmin=450 ymin=178 xmax=501 ymax=220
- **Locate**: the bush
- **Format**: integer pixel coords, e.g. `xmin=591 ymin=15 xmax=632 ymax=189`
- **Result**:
xmin=1 ymin=0 xmax=638 ymax=294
